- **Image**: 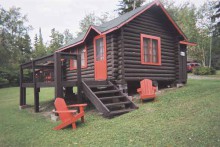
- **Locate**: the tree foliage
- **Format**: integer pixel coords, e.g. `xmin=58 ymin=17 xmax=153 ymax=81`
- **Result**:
xmin=63 ymin=29 xmax=73 ymax=44
xmin=0 ymin=6 xmax=32 ymax=85
xmin=76 ymin=12 xmax=112 ymax=37
xmin=117 ymin=0 xmax=145 ymax=15
xmin=211 ymin=1 xmax=220 ymax=69
xmin=48 ymin=28 xmax=64 ymax=53
xmin=161 ymin=0 xmax=219 ymax=68
xmin=33 ymin=28 xmax=47 ymax=58
xmin=212 ymin=1 xmax=220 ymax=36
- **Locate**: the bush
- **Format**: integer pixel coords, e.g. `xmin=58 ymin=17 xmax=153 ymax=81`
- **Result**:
xmin=0 ymin=78 xmax=9 ymax=88
xmin=193 ymin=66 xmax=216 ymax=75
xmin=0 ymin=68 xmax=19 ymax=86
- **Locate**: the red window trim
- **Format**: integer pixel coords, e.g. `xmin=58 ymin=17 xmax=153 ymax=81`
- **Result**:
xmin=140 ymin=34 xmax=161 ymax=66
xmin=93 ymin=34 xmax=107 ymax=62
xmin=69 ymin=46 xmax=87 ymax=70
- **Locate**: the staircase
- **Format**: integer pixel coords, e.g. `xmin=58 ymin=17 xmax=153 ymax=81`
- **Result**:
xmin=82 ymin=80 xmax=138 ymax=117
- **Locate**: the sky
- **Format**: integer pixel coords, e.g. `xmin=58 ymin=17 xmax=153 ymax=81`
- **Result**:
xmin=1 ymin=0 xmax=208 ymax=44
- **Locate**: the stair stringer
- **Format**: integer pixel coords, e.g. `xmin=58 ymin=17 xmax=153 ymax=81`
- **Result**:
xmin=82 ymin=81 xmax=110 ymax=116
xmin=109 ymin=81 xmax=138 ymax=110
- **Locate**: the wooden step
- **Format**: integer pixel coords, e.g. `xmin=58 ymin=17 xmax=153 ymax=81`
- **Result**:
xmin=99 ymin=96 xmax=125 ymax=100
xmin=89 ymin=85 xmax=113 ymax=88
xmin=109 ymin=108 xmax=135 ymax=115
xmin=105 ymin=101 xmax=131 ymax=107
xmin=94 ymin=90 xmax=120 ymax=95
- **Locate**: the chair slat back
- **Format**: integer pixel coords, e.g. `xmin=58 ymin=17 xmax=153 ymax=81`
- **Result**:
xmin=141 ymin=79 xmax=154 ymax=95
xmin=54 ymin=98 xmax=73 ymax=122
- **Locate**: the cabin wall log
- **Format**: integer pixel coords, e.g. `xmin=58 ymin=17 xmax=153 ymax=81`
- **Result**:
xmin=121 ymin=6 xmax=181 ymax=84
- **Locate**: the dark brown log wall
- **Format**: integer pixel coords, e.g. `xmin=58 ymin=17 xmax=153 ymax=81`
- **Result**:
xmin=121 ymin=6 xmax=184 ymax=84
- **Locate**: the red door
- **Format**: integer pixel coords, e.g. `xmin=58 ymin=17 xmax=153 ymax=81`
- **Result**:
xmin=94 ymin=35 xmax=107 ymax=80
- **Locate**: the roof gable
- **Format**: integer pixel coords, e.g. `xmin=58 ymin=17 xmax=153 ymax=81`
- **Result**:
xmin=56 ymin=0 xmax=187 ymax=52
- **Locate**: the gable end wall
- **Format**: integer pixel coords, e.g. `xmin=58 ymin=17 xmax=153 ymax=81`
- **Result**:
xmin=121 ymin=6 xmax=184 ymax=84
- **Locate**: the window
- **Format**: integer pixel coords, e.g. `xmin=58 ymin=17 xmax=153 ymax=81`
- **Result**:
xmin=80 ymin=46 xmax=87 ymax=68
xmin=69 ymin=46 xmax=87 ymax=70
xmin=94 ymin=35 xmax=106 ymax=61
xmin=141 ymin=34 xmax=161 ymax=65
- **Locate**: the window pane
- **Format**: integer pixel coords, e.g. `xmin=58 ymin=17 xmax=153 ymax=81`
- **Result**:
xmin=143 ymin=38 xmax=150 ymax=62
xmin=152 ymin=40 xmax=158 ymax=63
xmin=81 ymin=49 xmax=85 ymax=67
xmin=72 ymin=49 xmax=77 ymax=68
xmin=96 ymin=38 xmax=104 ymax=61
xmin=73 ymin=60 xmax=77 ymax=67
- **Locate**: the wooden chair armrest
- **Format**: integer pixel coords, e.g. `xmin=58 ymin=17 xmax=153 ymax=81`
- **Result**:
xmin=67 ymin=104 xmax=87 ymax=108
xmin=53 ymin=110 xmax=77 ymax=113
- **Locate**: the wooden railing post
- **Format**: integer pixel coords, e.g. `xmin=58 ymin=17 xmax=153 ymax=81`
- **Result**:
xmin=77 ymin=54 xmax=82 ymax=103
xmin=54 ymin=53 xmax=63 ymax=98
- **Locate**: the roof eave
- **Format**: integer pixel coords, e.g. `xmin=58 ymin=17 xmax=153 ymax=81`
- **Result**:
xmin=56 ymin=26 xmax=101 ymax=52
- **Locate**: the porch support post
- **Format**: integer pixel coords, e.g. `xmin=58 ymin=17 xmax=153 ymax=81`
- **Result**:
xmin=54 ymin=53 xmax=63 ymax=98
xmin=19 ymin=65 xmax=24 ymax=106
xmin=23 ymin=88 xmax=26 ymax=105
xmin=32 ymin=61 xmax=39 ymax=112
xmin=77 ymin=54 xmax=82 ymax=103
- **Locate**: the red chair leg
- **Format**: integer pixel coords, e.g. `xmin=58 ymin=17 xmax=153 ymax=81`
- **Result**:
xmin=72 ymin=123 xmax=76 ymax=129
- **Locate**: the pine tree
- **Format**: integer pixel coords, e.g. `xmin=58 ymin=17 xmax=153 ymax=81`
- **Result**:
xmin=63 ymin=29 xmax=73 ymax=44
xmin=117 ymin=0 xmax=145 ymax=15
xmin=48 ymin=28 xmax=64 ymax=53
xmin=33 ymin=28 xmax=47 ymax=58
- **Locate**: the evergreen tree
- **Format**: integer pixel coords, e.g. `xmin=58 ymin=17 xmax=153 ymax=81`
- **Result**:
xmin=48 ymin=28 xmax=64 ymax=53
xmin=33 ymin=28 xmax=47 ymax=58
xmin=212 ymin=1 xmax=220 ymax=36
xmin=117 ymin=0 xmax=145 ymax=15
xmin=18 ymin=33 xmax=32 ymax=63
xmin=211 ymin=1 xmax=220 ymax=69
xmin=63 ymin=29 xmax=73 ymax=44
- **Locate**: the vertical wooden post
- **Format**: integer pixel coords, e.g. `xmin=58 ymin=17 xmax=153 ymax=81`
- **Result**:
xmin=77 ymin=54 xmax=82 ymax=103
xmin=54 ymin=53 xmax=63 ymax=98
xmin=23 ymin=88 xmax=26 ymax=105
xmin=19 ymin=65 xmax=24 ymax=106
xmin=33 ymin=61 xmax=39 ymax=112
xmin=177 ymin=43 xmax=182 ymax=84
xmin=121 ymin=28 xmax=126 ymax=85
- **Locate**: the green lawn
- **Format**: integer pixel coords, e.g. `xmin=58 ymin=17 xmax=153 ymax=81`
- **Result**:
xmin=0 ymin=79 xmax=220 ymax=146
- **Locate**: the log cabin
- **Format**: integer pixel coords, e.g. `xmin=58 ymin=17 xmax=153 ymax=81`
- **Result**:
xmin=20 ymin=0 xmax=196 ymax=117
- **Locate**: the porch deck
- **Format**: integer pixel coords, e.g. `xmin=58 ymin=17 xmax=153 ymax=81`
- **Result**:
xmin=20 ymin=52 xmax=82 ymax=112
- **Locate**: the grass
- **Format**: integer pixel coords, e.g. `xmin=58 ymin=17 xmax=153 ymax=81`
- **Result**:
xmin=0 ymin=79 xmax=220 ymax=146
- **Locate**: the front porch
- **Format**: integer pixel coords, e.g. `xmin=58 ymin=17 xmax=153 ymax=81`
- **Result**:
xmin=19 ymin=52 xmax=82 ymax=112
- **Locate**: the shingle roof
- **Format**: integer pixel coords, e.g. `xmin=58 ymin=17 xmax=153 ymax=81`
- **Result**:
xmin=57 ymin=0 xmax=188 ymax=52
xmin=94 ymin=2 xmax=152 ymax=32
xmin=57 ymin=1 xmax=154 ymax=50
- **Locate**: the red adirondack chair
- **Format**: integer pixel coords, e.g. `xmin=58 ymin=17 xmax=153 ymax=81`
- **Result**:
xmin=137 ymin=79 xmax=157 ymax=101
xmin=53 ymin=98 xmax=87 ymax=130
